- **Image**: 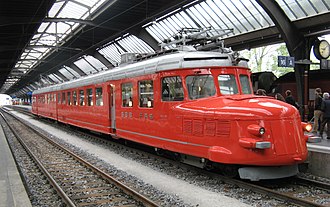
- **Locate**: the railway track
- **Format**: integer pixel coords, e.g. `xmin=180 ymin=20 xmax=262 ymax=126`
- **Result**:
xmin=5 ymin=106 xmax=330 ymax=206
xmin=222 ymin=176 xmax=330 ymax=207
xmin=0 ymin=108 xmax=159 ymax=207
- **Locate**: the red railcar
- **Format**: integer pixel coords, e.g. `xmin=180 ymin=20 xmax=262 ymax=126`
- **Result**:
xmin=32 ymin=49 xmax=311 ymax=181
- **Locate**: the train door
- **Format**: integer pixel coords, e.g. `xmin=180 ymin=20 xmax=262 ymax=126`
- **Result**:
xmin=56 ymin=93 xmax=59 ymax=121
xmin=110 ymin=84 xmax=116 ymax=130
xmin=160 ymin=76 xmax=186 ymax=142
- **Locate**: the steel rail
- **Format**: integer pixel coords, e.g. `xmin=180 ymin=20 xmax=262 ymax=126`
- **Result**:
xmin=7 ymin=106 xmax=329 ymax=207
xmin=296 ymin=176 xmax=330 ymax=192
xmin=1 ymin=108 xmax=160 ymax=207
xmin=0 ymin=111 xmax=76 ymax=207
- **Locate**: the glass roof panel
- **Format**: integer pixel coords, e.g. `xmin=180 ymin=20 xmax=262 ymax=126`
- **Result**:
xmin=98 ymin=35 xmax=154 ymax=66
xmin=98 ymin=43 xmax=124 ymax=66
xmin=48 ymin=1 xmax=65 ymax=17
xmin=314 ymin=0 xmax=330 ymax=11
xmin=84 ymin=55 xmax=107 ymax=71
xmin=38 ymin=23 xmax=50 ymax=33
xmin=59 ymin=68 xmax=76 ymax=80
xmin=145 ymin=27 xmax=163 ymax=43
xmin=3 ymin=0 xmax=108 ymax=92
xmin=143 ymin=0 xmax=277 ymax=46
xmin=48 ymin=74 xmax=62 ymax=83
xmin=63 ymin=66 xmax=81 ymax=79
xmin=78 ymin=0 xmax=100 ymax=8
xmin=276 ymin=0 xmax=330 ymax=20
xmin=58 ymin=1 xmax=89 ymax=19
xmin=74 ymin=57 xmax=98 ymax=75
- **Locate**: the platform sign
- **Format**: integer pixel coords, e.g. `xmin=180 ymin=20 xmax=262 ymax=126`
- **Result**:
xmin=320 ymin=59 xmax=330 ymax=69
xmin=278 ymin=56 xmax=295 ymax=67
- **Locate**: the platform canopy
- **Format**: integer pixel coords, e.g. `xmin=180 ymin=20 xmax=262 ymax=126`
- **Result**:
xmin=0 ymin=0 xmax=329 ymax=96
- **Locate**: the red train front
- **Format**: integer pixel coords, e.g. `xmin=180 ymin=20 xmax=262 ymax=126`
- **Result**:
xmin=32 ymin=49 xmax=311 ymax=181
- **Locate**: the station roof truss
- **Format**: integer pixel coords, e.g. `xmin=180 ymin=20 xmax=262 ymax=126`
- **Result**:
xmin=0 ymin=0 xmax=329 ymax=97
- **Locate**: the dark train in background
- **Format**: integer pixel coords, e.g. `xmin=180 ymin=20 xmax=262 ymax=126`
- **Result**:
xmin=252 ymin=69 xmax=330 ymax=121
xmin=32 ymin=48 xmax=312 ymax=181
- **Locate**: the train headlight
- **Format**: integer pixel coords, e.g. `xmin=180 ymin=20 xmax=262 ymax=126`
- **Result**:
xmin=259 ymin=127 xmax=266 ymax=135
xmin=247 ymin=124 xmax=266 ymax=137
xmin=301 ymin=122 xmax=312 ymax=132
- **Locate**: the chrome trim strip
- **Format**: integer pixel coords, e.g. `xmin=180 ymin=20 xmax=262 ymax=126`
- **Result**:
xmin=65 ymin=117 xmax=111 ymax=129
xmin=117 ymin=128 xmax=207 ymax=148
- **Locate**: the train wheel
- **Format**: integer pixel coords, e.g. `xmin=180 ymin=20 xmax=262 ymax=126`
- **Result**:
xmin=203 ymin=161 xmax=214 ymax=171
xmin=172 ymin=153 xmax=181 ymax=161
xmin=155 ymin=148 xmax=164 ymax=156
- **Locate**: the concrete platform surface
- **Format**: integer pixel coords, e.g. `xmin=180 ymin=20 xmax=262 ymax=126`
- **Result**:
xmin=0 ymin=125 xmax=32 ymax=207
xmin=306 ymin=136 xmax=330 ymax=179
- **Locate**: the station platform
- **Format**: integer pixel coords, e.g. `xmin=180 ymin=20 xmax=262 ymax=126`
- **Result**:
xmin=10 ymin=104 xmax=31 ymax=112
xmin=0 ymin=124 xmax=32 ymax=207
xmin=306 ymin=136 xmax=330 ymax=178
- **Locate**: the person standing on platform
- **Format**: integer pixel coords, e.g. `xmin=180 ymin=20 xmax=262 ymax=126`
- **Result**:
xmin=312 ymin=88 xmax=323 ymax=134
xmin=275 ymin=93 xmax=286 ymax=102
xmin=319 ymin=92 xmax=330 ymax=139
xmin=256 ymin=89 xmax=267 ymax=96
xmin=285 ymin=90 xmax=299 ymax=109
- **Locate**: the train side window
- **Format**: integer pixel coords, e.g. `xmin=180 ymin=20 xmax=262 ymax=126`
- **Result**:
xmin=122 ymin=83 xmax=133 ymax=107
xmin=162 ymin=76 xmax=184 ymax=101
xmin=218 ymin=74 xmax=239 ymax=95
xmin=62 ymin=92 xmax=66 ymax=104
xmin=58 ymin=93 xmax=61 ymax=104
xmin=79 ymin=90 xmax=85 ymax=106
xmin=67 ymin=92 xmax=71 ymax=105
xmin=139 ymin=80 xmax=153 ymax=108
xmin=239 ymin=75 xmax=252 ymax=94
xmin=87 ymin=88 xmax=93 ymax=106
xmin=73 ymin=91 xmax=77 ymax=105
xmin=96 ymin=87 xmax=103 ymax=106
xmin=186 ymin=75 xmax=216 ymax=100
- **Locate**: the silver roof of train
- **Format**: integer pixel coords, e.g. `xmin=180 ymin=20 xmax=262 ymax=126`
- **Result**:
xmin=33 ymin=50 xmax=247 ymax=95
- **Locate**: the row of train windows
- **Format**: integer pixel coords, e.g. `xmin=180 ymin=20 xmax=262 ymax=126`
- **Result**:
xmin=122 ymin=74 xmax=252 ymax=108
xmin=37 ymin=87 xmax=103 ymax=106
xmin=35 ymin=74 xmax=250 ymax=108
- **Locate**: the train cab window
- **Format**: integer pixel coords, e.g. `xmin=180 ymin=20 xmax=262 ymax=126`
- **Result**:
xmin=96 ymin=87 xmax=103 ymax=106
xmin=162 ymin=76 xmax=184 ymax=101
xmin=79 ymin=90 xmax=85 ymax=106
xmin=67 ymin=92 xmax=71 ymax=105
xmin=239 ymin=75 xmax=252 ymax=94
xmin=218 ymin=74 xmax=239 ymax=95
xmin=72 ymin=91 xmax=77 ymax=105
xmin=122 ymin=83 xmax=133 ymax=107
xmin=186 ymin=75 xmax=215 ymax=100
xmin=62 ymin=92 xmax=66 ymax=104
xmin=139 ymin=80 xmax=153 ymax=108
xmin=87 ymin=88 xmax=93 ymax=106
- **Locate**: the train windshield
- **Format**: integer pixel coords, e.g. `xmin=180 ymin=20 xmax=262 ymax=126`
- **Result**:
xmin=186 ymin=75 xmax=216 ymax=100
xmin=239 ymin=75 xmax=253 ymax=94
xmin=218 ymin=74 xmax=239 ymax=95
